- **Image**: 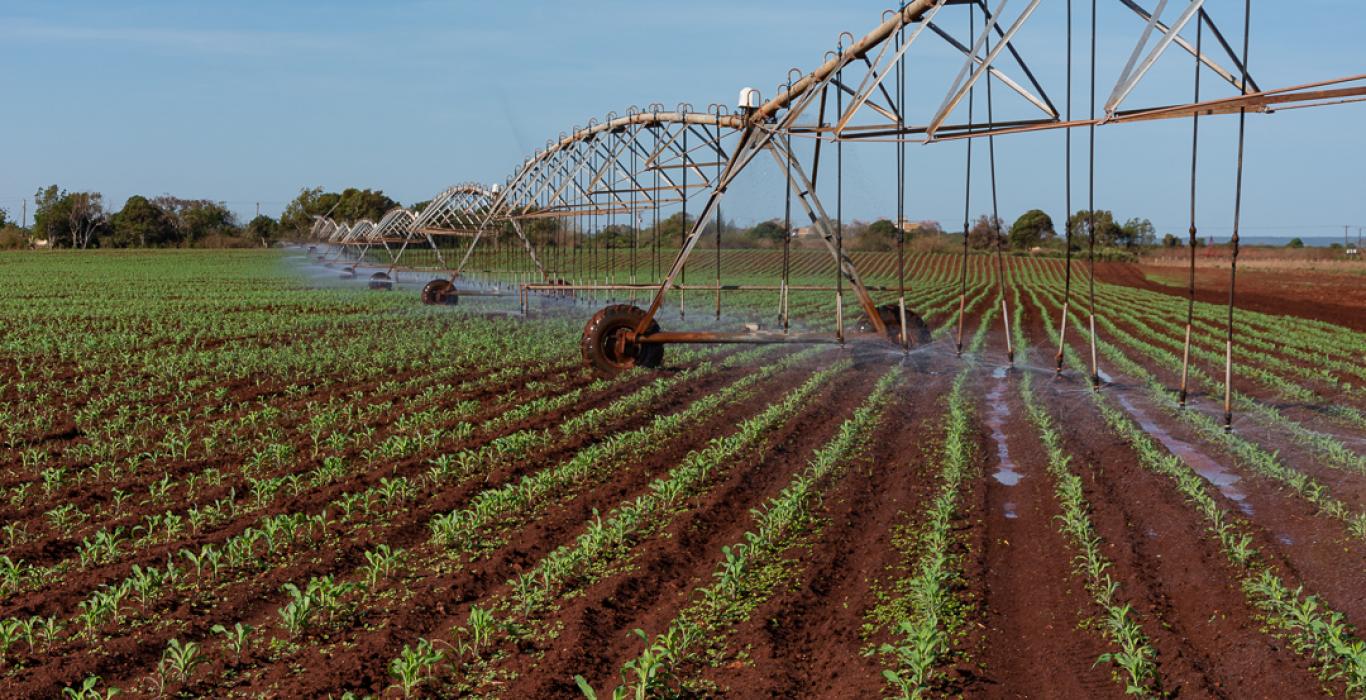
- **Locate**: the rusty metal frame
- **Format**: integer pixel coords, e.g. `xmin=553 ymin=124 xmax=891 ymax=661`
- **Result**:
xmin=367 ymin=0 xmax=1365 ymax=363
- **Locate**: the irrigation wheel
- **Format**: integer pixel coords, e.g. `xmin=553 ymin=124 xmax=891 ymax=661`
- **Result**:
xmin=339 ymin=266 xmax=356 ymax=279
xmin=581 ymin=304 xmax=663 ymax=375
xmin=368 ymin=272 xmax=394 ymax=291
xmin=860 ymin=303 xmax=931 ymax=347
xmin=420 ymin=278 xmax=458 ymax=305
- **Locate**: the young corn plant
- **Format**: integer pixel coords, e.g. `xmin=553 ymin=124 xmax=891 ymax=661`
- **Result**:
xmin=388 ymin=638 xmax=446 ymax=698
xmin=158 ymin=638 xmax=204 ymax=687
xmin=61 ymin=675 xmax=119 ymax=699
xmin=211 ymin=622 xmax=253 ymax=659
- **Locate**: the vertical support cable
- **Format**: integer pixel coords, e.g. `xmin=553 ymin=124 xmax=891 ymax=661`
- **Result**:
xmin=1056 ymin=0 xmax=1074 ymax=375
xmin=1225 ymin=0 xmax=1252 ymax=431
xmin=608 ymin=142 xmax=616 ymax=291
xmin=680 ymin=117 xmax=688 ymax=320
xmin=896 ymin=5 xmax=909 ymax=350
xmin=1179 ymin=14 xmax=1203 ymax=407
xmin=574 ymin=165 xmax=581 ymax=286
xmin=631 ymin=124 xmax=639 ymax=302
xmin=985 ymin=12 xmax=1013 ymax=366
xmin=955 ymin=4 xmax=976 ymax=357
xmin=836 ymin=41 xmax=846 ymax=344
xmin=782 ymin=78 xmax=794 ymax=333
xmin=653 ymin=125 xmax=661 ymax=284
xmin=715 ymin=112 xmax=723 ymax=320
xmin=1087 ymin=0 xmax=1101 ymax=389
xmin=590 ymin=147 xmax=598 ymax=296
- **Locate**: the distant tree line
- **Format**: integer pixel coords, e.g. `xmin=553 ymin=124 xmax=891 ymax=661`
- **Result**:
xmin=0 ymin=185 xmax=280 ymax=249
xmin=0 ymin=185 xmax=411 ymax=249
xmin=278 ymin=187 xmax=401 ymax=234
xmin=532 ymin=208 xmax=1159 ymax=255
xmin=0 ymin=183 xmax=1176 ymax=256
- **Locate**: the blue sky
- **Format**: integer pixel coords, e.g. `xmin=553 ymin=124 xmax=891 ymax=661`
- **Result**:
xmin=0 ymin=0 xmax=1362 ymax=241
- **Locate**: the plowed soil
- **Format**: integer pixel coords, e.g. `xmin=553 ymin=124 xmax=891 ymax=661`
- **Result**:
xmin=5 ymin=250 xmax=1363 ymax=699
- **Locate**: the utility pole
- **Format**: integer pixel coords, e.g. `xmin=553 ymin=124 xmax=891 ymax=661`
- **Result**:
xmin=21 ymin=198 xmax=26 ymax=229
xmin=255 ymin=202 xmax=260 ymax=219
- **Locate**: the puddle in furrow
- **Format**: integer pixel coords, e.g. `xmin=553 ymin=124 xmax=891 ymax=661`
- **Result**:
xmin=1004 ymin=501 xmax=1018 ymax=519
xmin=986 ymin=366 xmax=1023 ymax=497
xmin=1277 ymin=533 xmax=1294 ymax=546
xmin=1114 ymin=393 xmax=1254 ymax=515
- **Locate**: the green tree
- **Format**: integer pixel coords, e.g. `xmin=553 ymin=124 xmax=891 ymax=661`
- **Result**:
xmin=967 ymin=214 xmax=1005 ymax=250
xmin=280 ymin=187 xmax=342 ymax=234
xmin=748 ymin=219 xmax=788 ymax=244
xmin=280 ymin=187 xmax=397 ymax=234
xmin=1118 ymin=217 xmax=1156 ymax=249
xmin=1162 ymin=233 xmax=1180 ymax=248
xmin=1066 ymin=209 xmax=1122 ymax=248
xmin=596 ymin=224 xmax=635 ymax=249
xmin=111 ymin=195 xmax=177 ymax=247
xmin=649 ymin=212 xmax=694 ymax=248
xmin=858 ymin=219 xmax=899 ymax=251
xmin=1008 ymin=209 xmax=1055 ymax=250
xmin=33 ymin=186 xmax=107 ymax=248
xmin=332 ymin=188 xmax=399 ymax=224
xmin=245 ymin=215 xmax=279 ymax=245
xmin=522 ymin=218 xmax=562 ymax=247
xmin=1286 ymin=237 xmax=1304 ymax=249
xmin=0 ymin=206 xmax=7 ymax=228
xmin=152 ymin=197 xmax=237 ymax=243
xmin=32 ymin=185 xmax=72 ymax=247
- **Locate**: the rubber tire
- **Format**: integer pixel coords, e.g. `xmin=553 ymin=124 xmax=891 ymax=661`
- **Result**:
xmin=420 ymin=279 xmax=457 ymax=306
xmin=368 ymin=272 xmax=393 ymax=291
xmin=581 ymin=304 xmax=663 ymax=375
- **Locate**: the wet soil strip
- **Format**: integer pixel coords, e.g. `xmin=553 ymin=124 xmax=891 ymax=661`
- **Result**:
xmin=966 ymin=337 xmax=1119 ymax=697
xmin=1027 ymin=285 xmax=1361 ymax=695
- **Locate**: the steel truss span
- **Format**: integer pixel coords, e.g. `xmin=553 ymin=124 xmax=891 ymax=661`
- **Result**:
xmin=311 ymin=0 xmax=1361 ymax=427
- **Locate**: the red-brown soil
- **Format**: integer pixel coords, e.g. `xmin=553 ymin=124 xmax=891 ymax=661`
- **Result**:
xmin=8 ymin=253 xmax=1364 ymax=699
xmin=1096 ymin=260 xmax=1366 ymax=331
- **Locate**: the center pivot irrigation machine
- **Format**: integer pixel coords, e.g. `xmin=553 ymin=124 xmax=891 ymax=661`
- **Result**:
xmin=309 ymin=0 xmax=1363 ymax=428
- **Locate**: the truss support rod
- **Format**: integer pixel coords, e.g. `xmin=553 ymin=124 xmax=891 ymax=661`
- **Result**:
xmin=927 ymin=0 xmax=1044 ymax=140
xmin=754 ymin=0 xmax=941 ymax=122
xmin=924 ymin=21 xmax=1056 ymax=124
xmin=632 ymin=125 xmax=764 ymax=335
xmin=1115 ymin=0 xmax=1247 ymax=92
xmin=763 ymin=139 xmax=886 ymax=336
xmin=834 ymin=0 xmax=947 ymax=136
xmin=1106 ymin=0 xmax=1205 ymax=117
